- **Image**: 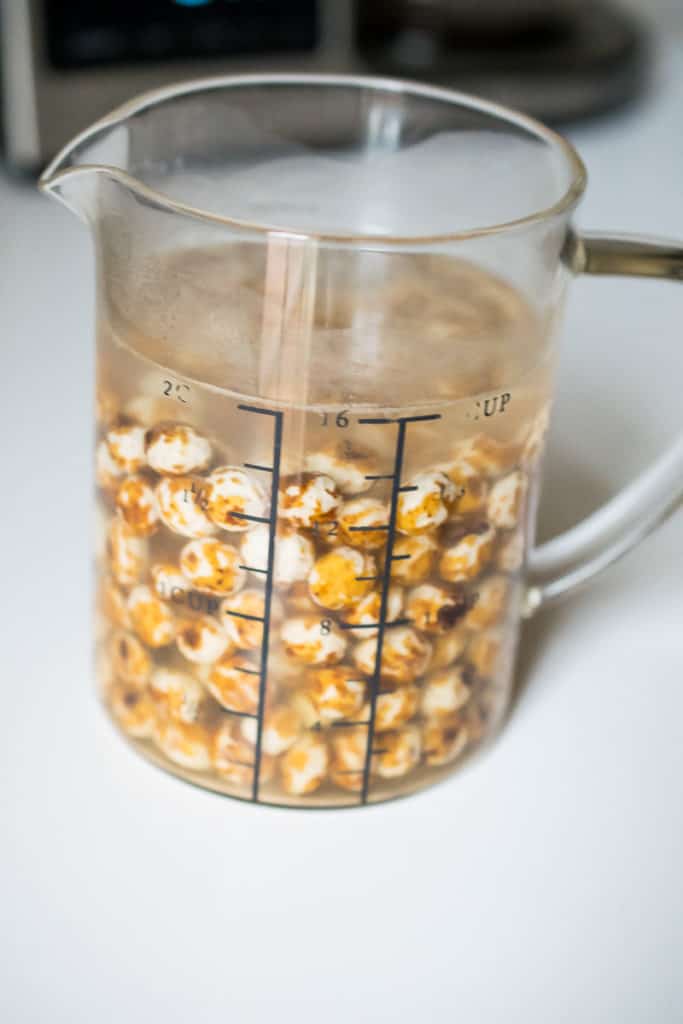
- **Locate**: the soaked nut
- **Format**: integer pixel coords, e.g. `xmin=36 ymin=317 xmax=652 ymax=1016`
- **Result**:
xmin=281 ymin=617 xmax=347 ymax=666
xmin=241 ymin=705 xmax=302 ymax=756
xmin=201 ymin=466 xmax=268 ymax=532
xmin=496 ymin=529 xmax=525 ymax=573
xmin=372 ymin=685 xmax=420 ymax=732
xmin=337 ymin=498 xmax=389 ymax=549
xmin=99 ymin=576 xmax=130 ymax=629
xmin=126 ymin=585 xmax=176 ymax=647
xmin=487 ymin=470 xmax=528 ymax=529
xmin=396 ymin=470 xmax=456 ymax=535
xmin=212 ymin=720 xmax=257 ymax=785
xmin=115 ymin=475 xmax=160 ymax=536
xmin=180 ymin=538 xmax=245 ymax=596
xmin=421 ymin=667 xmax=471 ymax=719
xmin=429 ymin=628 xmax=469 ymax=671
xmin=440 ymin=459 xmax=489 ymax=518
xmin=240 ymin=525 xmax=314 ymax=586
xmin=465 ymin=575 xmax=510 ymax=630
xmin=145 ymin=423 xmax=211 ymax=475
xmin=176 ymin=615 xmax=231 ymax=664
xmin=353 ymin=626 xmax=432 ymax=685
xmin=104 ymin=424 xmax=147 ymax=474
xmin=219 ymin=590 xmax=268 ymax=651
xmin=405 ymin=583 xmax=469 ymax=634
xmin=96 ymin=440 xmax=124 ymax=490
xmin=156 ymin=476 xmax=217 ymax=538
xmin=280 ymin=733 xmax=329 ymax=795
xmin=330 ymin=727 xmax=368 ymax=792
xmin=286 ymin=581 xmax=319 ymax=615
xmin=149 ymin=668 xmax=206 ymax=724
xmin=423 ymin=714 xmax=469 ymax=767
xmin=107 ymin=519 xmax=148 ymax=586
xmin=155 ymin=720 xmax=212 ymax=772
xmin=308 ymin=547 xmax=375 ymax=610
xmin=454 ymin=434 xmax=520 ymax=477
xmin=342 ymin=586 xmax=403 ymax=639
xmin=373 ymin=726 xmax=422 ymax=779
xmin=211 ymin=720 xmax=260 ymax=782
xmin=150 ymin=563 xmax=192 ymax=603
xmin=207 ymin=653 xmax=259 ymax=714
xmin=439 ymin=523 xmax=496 ymax=583
xmin=520 ymin=405 xmax=550 ymax=466
xmin=306 ymin=666 xmax=365 ymax=724
xmin=390 ymin=535 xmax=438 ymax=585
xmin=279 ymin=473 xmax=340 ymax=528
xmin=305 ymin=443 xmax=376 ymax=495
xmin=109 ymin=682 xmax=157 ymax=739
xmin=467 ymin=630 xmax=502 ymax=678
xmin=109 ymin=630 xmax=151 ymax=687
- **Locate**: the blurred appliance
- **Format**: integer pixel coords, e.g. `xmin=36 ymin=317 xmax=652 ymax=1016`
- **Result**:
xmin=1 ymin=0 xmax=646 ymax=173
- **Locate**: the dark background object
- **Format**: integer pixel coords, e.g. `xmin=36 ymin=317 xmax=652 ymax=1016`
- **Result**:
xmin=0 ymin=0 xmax=648 ymax=173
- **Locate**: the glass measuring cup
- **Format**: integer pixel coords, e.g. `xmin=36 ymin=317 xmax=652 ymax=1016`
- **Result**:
xmin=40 ymin=75 xmax=683 ymax=808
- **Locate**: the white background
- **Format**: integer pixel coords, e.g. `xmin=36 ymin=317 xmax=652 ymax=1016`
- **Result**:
xmin=2 ymin=16 xmax=682 ymax=1024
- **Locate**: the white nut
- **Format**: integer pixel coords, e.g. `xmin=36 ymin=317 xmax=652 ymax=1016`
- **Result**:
xmin=207 ymin=653 xmax=260 ymax=714
xmin=240 ymin=525 xmax=314 ymax=586
xmin=306 ymin=666 xmax=365 ymax=725
xmin=115 ymin=475 xmax=160 ymax=536
xmin=180 ymin=538 xmax=245 ymax=596
xmin=353 ymin=626 xmax=432 ymax=685
xmin=423 ymin=715 xmax=469 ymax=767
xmin=279 ymin=474 xmax=340 ymax=528
xmin=337 ymin=498 xmax=389 ymax=550
xmin=127 ymin=585 xmax=176 ymax=647
xmin=241 ymin=705 xmax=302 ymax=757
xmin=145 ymin=423 xmax=212 ymax=475
xmin=281 ymin=617 xmax=347 ymax=666
xmin=487 ymin=470 xmax=528 ymax=529
xmin=308 ymin=546 xmax=375 ymax=610
xmin=155 ymin=720 xmax=212 ymax=772
xmin=496 ymin=529 xmax=525 ymax=573
xmin=104 ymin=424 xmax=147 ymax=474
xmin=396 ymin=470 xmax=455 ymax=535
xmin=279 ymin=733 xmax=329 ymax=795
xmin=420 ymin=666 xmax=471 ymax=719
xmin=390 ymin=535 xmax=438 ymax=585
xmin=342 ymin=586 xmax=403 ymax=639
xmin=439 ymin=524 xmax=496 ymax=583
xmin=107 ymin=519 xmax=148 ymax=587
xmin=109 ymin=630 xmax=151 ymax=687
xmin=405 ymin=583 xmax=469 ymax=634
xmin=109 ymin=682 xmax=157 ymax=739
xmin=156 ymin=476 xmax=217 ymax=538
xmin=373 ymin=726 xmax=421 ymax=779
xmin=305 ymin=444 xmax=376 ymax=495
xmin=201 ymin=466 xmax=268 ymax=532
xmin=149 ymin=668 xmax=206 ymax=723
xmin=176 ymin=615 xmax=231 ymax=664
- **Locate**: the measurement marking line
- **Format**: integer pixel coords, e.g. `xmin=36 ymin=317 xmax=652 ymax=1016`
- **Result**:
xmin=238 ymin=404 xmax=279 ymax=418
xmin=239 ymin=565 xmax=269 ymax=575
xmin=331 ymin=720 xmax=371 ymax=728
xmin=222 ymin=759 xmax=256 ymax=768
xmin=243 ymin=463 xmax=274 ymax=473
xmin=348 ymin=524 xmax=390 ymax=532
xmin=371 ymin=748 xmax=388 ymax=756
xmin=398 ymin=485 xmax=418 ymax=493
xmin=360 ymin=418 xmax=408 ymax=805
xmin=234 ymin=667 xmax=260 ymax=676
xmin=222 ymin=610 xmax=265 ymax=623
xmin=364 ymin=473 xmax=395 ymax=481
xmin=231 ymin=512 xmax=270 ymax=524
xmin=355 ymin=575 xmax=379 ymax=582
xmin=221 ymin=709 xmax=258 ymax=719
xmin=391 ymin=554 xmax=410 ymax=561
xmin=398 ymin=414 xmax=442 ymax=423
xmin=251 ymin=408 xmax=284 ymax=803
xmin=358 ymin=417 xmax=394 ymax=424
xmin=339 ymin=619 xmax=410 ymax=631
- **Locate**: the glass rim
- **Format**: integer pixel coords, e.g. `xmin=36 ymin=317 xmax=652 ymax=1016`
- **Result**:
xmin=41 ymin=72 xmax=588 ymax=246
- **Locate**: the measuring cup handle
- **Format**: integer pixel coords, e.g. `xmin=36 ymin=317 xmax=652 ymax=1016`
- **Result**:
xmin=524 ymin=232 xmax=683 ymax=616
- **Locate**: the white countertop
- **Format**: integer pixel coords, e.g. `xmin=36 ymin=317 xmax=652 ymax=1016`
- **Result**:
xmin=2 ymin=43 xmax=682 ymax=1024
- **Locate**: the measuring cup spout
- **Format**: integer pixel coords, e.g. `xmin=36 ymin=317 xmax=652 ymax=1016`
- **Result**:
xmin=39 ymin=115 xmax=129 ymax=222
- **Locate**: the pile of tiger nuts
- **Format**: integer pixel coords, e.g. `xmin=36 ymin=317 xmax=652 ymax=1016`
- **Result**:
xmin=96 ymin=404 xmax=547 ymax=804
